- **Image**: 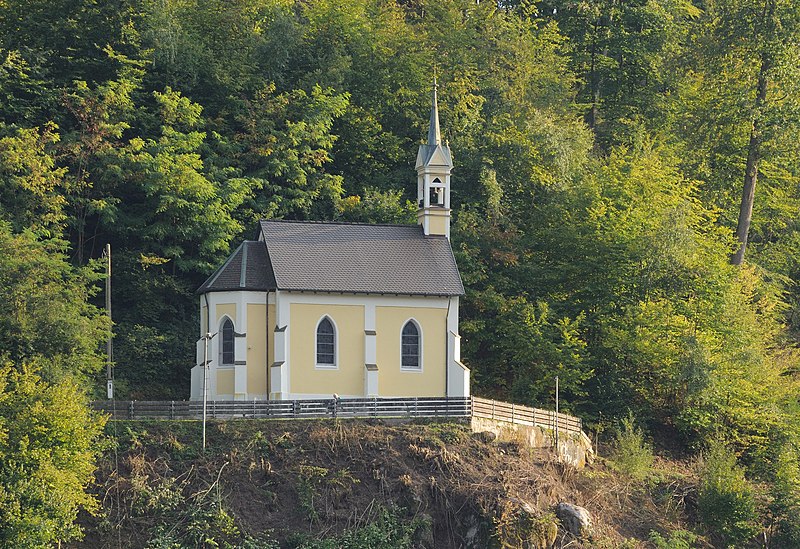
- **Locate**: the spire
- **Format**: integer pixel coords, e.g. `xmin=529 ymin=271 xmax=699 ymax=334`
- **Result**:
xmin=416 ymin=75 xmax=452 ymax=238
xmin=427 ymin=77 xmax=441 ymax=146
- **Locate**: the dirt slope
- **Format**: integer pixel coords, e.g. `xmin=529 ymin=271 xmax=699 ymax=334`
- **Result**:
xmin=70 ymin=419 xmax=704 ymax=548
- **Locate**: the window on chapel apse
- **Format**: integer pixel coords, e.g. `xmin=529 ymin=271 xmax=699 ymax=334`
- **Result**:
xmin=221 ymin=318 xmax=235 ymax=365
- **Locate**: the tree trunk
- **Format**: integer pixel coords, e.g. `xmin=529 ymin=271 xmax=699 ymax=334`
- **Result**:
xmin=731 ymin=53 xmax=770 ymax=266
xmin=588 ymin=19 xmax=599 ymax=130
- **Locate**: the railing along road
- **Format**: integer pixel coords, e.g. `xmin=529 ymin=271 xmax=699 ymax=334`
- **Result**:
xmin=92 ymin=396 xmax=584 ymax=437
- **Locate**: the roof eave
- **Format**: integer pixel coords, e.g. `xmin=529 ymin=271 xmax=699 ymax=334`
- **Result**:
xmin=197 ymin=286 xmax=275 ymax=295
xmin=275 ymin=288 xmax=463 ymax=298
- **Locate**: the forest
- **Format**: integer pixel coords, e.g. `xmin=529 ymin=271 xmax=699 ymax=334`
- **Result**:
xmin=0 ymin=0 xmax=798 ymax=546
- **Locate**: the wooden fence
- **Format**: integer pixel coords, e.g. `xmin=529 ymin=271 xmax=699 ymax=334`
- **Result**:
xmin=92 ymin=397 xmax=471 ymax=421
xmin=471 ymin=396 xmax=582 ymax=435
xmin=91 ymin=396 xmax=583 ymax=437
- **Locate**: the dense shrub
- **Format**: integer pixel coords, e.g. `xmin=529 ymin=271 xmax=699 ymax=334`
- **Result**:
xmin=697 ymin=440 xmax=760 ymax=546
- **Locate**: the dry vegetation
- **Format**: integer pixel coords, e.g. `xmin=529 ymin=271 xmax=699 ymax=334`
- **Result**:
xmin=71 ymin=419 xmax=708 ymax=548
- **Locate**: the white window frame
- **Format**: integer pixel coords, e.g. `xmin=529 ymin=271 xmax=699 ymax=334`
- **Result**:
xmin=315 ymin=315 xmax=338 ymax=370
xmin=400 ymin=318 xmax=423 ymax=372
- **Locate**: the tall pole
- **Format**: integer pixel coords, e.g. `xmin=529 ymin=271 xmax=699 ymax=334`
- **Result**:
xmin=203 ymin=333 xmax=209 ymax=452
xmin=202 ymin=332 xmax=216 ymax=452
xmin=106 ymin=244 xmax=113 ymax=399
xmin=555 ymin=375 xmax=559 ymax=451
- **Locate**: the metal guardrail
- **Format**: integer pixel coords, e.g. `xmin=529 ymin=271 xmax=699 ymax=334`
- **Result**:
xmin=91 ymin=396 xmax=584 ymax=437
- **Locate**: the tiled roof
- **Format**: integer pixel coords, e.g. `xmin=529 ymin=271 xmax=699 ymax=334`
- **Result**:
xmin=259 ymin=220 xmax=463 ymax=296
xmin=198 ymin=220 xmax=464 ymax=296
xmin=197 ymin=241 xmax=275 ymax=293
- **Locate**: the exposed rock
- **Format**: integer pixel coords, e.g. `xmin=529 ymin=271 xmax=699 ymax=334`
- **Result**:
xmin=474 ymin=430 xmax=498 ymax=443
xmin=413 ymin=513 xmax=435 ymax=548
xmin=463 ymin=512 xmax=483 ymax=548
xmin=497 ymin=497 xmax=558 ymax=549
xmin=555 ymin=502 xmax=591 ymax=537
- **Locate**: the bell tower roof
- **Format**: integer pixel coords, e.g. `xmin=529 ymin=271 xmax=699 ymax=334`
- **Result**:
xmin=416 ymin=79 xmax=453 ymax=170
xmin=428 ymin=77 xmax=441 ymax=145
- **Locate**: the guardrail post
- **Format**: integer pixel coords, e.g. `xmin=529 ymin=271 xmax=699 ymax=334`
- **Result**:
xmin=292 ymin=400 xmax=299 ymax=418
xmin=491 ymin=399 xmax=495 ymax=420
xmin=129 ymin=401 xmax=135 ymax=419
xmin=414 ymin=397 xmax=418 ymax=417
xmin=511 ymin=403 xmax=515 ymax=424
xmin=169 ymin=401 xmax=174 ymax=420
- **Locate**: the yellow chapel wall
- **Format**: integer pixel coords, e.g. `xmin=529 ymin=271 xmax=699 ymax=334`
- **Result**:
xmin=215 ymin=303 xmax=236 ymax=327
xmin=289 ymin=302 xmax=365 ymax=397
xmin=211 ymin=302 xmax=236 ymax=398
xmin=217 ymin=369 xmax=234 ymax=395
xmin=376 ymin=305 xmax=446 ymax=397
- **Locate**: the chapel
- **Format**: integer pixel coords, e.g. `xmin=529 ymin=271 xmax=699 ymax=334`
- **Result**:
xmin=190 ymin=84 xmax=469 ymax=401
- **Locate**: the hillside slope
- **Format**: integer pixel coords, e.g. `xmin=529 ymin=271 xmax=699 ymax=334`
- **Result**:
xmin=69 ymin=419 xmax=706 ymax=548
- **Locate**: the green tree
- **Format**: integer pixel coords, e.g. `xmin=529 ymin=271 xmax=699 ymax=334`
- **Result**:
xmin=336 ymin=188 xmax=416 ymax=224
xmin=665 ymin=0 xmax=800 ymax=269
xmin=0 ymin=361 xmax=106 ymax=547
xmin=225 ymin=83 xmax=349 ymax=221
xmin=0 ymin=123 xmax=67 ymax=235
xmin=536 ymin=0 xmax=700 ymax=145
xmin=0 ymin=223 xmax=107 ymax=383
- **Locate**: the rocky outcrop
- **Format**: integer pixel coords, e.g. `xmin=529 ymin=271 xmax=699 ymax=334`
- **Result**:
xmin=496 ymin=497 xmax=559 ymax=549
xmin=555 ymin=502 xmax=592 ymax=538
xmin=473 ymin=430 xmax=498 ymax=443
xmin=470 ymin=417 xmax=594 ymax=469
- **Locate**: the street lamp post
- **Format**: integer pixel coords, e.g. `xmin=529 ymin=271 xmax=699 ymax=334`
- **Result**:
xmin=202 ymin=332 xmax=217 ymax=452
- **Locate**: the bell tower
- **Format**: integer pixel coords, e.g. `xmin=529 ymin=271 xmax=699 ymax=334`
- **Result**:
xmin=416 ymin=79 xmax=453 ymax=238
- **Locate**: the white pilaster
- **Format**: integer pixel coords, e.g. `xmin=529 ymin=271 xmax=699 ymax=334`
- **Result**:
xmin=365 ymin=363 xmax=379 ymax=397
xmin=270 ymin=290 xmax=290 ymax=399
xmin=364 ymin=303 xmax=377 ymax=396
xmin=446 ymin=296 xmax=470 ymax=397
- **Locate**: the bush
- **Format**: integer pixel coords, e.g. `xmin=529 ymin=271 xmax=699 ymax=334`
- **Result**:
xmin=290 ymin=506 xmax=422 ymax=549
xmin=649 ymin=529 xmax=698 ymax=548
xmin=608 ymin=413 xmax=654 ymax=482
xmin=770 ymin=447 xmax=800 ymax=547
xmin=697 ymin=439 xmax=760 ymax=547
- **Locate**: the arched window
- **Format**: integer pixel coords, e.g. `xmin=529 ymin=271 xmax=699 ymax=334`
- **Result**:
xmin=220 ymin=317 xmax=235 ymax=365
xmin=429 ymin=178 xmax=443 ymax=206
xmin=401 ymin=320 xmax=421 ymax=370
xmin=316 ymin=317 xmax=335 ymax=367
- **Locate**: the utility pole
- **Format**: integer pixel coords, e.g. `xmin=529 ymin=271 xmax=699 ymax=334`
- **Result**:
xmin=555 ymin=375 xmax=559 ymax=451
xmin=202 ymin=332 xmax=216 ymax=452
xmin=105 ymin=244 xmax=113 ymax=399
